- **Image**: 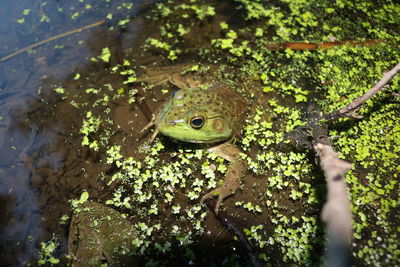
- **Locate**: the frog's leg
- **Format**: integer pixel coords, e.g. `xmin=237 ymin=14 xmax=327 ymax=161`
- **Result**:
xmin=136 ymin=67 xmax=187 ymax=88
xmin=135 ymin=70 xmax=171 ymax=86
xmin=140 ymin=114 xmax=159 ymax=142
xmin=201 ymin=143 xmax=247 ymax=214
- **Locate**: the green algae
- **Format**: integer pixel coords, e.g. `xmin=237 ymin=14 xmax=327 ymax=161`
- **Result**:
xmin=36 ymin=0 xmax=400 ymax=265
xmin=37 ymin=236 xmax=60 ymax=265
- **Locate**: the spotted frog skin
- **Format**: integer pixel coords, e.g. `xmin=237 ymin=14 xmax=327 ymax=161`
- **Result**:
xmin=140 ymin=65 xmax=248 ymax=213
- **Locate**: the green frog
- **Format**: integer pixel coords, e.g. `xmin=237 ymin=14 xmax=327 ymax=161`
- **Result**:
xmin=140 ymin=65 xmax=248 ymax=213
xmin=68 ymin=201 xmax=139 ymax=266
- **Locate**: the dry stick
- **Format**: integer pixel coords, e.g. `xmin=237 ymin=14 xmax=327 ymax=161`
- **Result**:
xmin=1 ymin=20 xmax=105 ymax=62
xmin=324 ymin=62 xmax=400 ymax=121
xmin=311 ymin=62 xmax=400 ymax=267
xmin=280 ymin=62 xmax=400 ymax=265
xmin=286 ymin=61 xmax=400 ymax=148
xmin=265 ymin=39 xmax=384 ymax=51
xmin=315 ymin=143 xmax=352 ymax=267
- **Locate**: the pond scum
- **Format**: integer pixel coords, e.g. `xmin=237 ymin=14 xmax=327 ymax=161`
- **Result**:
xmin=27 ymin=0 xmax=399 ymax=265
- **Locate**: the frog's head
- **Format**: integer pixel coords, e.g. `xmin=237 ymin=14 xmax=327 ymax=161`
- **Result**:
xmin=155 ymin=89 xmax=233 ymax=143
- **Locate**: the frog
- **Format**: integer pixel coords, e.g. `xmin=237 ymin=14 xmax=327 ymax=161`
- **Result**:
xmin=68 ymin=201 xmax=140 ymax=266
xmin=139 ymin=65 xmax=248 ymax=213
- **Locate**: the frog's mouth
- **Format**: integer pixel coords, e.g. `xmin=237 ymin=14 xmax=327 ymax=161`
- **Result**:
xmin=169 ymin=135 xmax=228 ymax=144
xmin=157 ymin=116 xmax=230 ymax=144
xmin=178 ymin=136 xmax=228 ymax=144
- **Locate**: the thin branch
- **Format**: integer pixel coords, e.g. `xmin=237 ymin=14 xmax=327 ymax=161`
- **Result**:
xmin=282 ymin=62 xmax=400 ymax=151
xmin=265 ymin=39 xmax=384 ymax=51
xmin=204 ymin=199 xmax=264 ymax=267
xmin=324 ymin=62 xmax=400 ymax=120
xmin=282 ymin=63 xmax=400 ymax=265
xmin=283 ymin=62 xmax=400 ymax=267
xmin=1 ymin=20 xmax=105 ymax=62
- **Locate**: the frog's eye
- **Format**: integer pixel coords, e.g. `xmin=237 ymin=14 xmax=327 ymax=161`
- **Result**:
xmin=189 ymin=116 xmax=205 ymax=129
xmin=172 ymin=90 xmax=182 ymax=99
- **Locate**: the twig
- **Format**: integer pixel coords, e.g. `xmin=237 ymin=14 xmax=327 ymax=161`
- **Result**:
xmin=205 ymin=199 xmax=264 ymax=267
xmin=1 ymin=20 xmax=105 ymax=62
xmin=324 ymin=62 xmax=400 ymax=121
xmin=265 ymin=39 xmax=384 ymax=51
xmin=282 ymin=62 xmax=400 ymax=267
xmin=282 ymin=62 xmax=400 ymax=150
xmin=393 ymin=92 xmax=400 ymax=97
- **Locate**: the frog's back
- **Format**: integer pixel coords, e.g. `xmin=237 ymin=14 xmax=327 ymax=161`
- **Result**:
xmin=203 ymin=83 xmax=248 ymax=133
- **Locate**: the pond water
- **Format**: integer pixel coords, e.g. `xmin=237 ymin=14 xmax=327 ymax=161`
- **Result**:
xmin=0 ymin=0 xmax=158 ymax=265
xmin=1 ymin=0 xmax=265 ymax=265
xmin=1 ymin=0 xmax=399 ymax=266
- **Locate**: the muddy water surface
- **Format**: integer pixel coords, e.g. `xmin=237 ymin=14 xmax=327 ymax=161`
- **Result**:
xmin=0 ymin=0 xmax=162 ymax=265
xmin=0 ymin=0 xmax=277 ymax=265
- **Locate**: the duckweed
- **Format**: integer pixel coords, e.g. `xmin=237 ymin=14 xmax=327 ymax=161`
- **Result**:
xmin=37 ymin=236 xmax=60 ymax=265
xmin=41 ymin=0 xmax=400 ymax=265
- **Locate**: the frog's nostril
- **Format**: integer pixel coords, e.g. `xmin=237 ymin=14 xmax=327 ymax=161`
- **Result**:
xmin=170 ymin=119 xmax=184 ymax=125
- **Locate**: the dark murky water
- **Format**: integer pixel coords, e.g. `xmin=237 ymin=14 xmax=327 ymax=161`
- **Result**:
xmin=0 ymin=1 xmax=158 ymax=265
xmin=1 ymin=0 xmax=399 ymax=266
xmin=1 ymin=1 xmax=263 ymax=266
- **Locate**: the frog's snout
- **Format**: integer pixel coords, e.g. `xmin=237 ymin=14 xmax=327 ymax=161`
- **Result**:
xmin=168 ymin=119 xmax=184 ymax=126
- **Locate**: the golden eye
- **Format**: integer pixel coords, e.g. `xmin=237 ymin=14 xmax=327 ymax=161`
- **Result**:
xmin=189 ymin=116 xmax=205 ymax=129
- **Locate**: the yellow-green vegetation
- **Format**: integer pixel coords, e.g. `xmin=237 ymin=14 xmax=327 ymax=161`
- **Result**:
xmin=37 ymin=236 xmax=60 ymax=265
xmin=333 ymin=107 xmax=399 ymax=264
xmin=41 ymin=0 xmax=399 ymax=265
xmin=312 ymin=44 xmax=400 ymax=265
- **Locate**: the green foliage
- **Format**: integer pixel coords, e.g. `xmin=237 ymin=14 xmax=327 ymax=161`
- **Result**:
xmin=71 ymin=191 xmax=90 ymax=209
xmin=80 ymin=111 xmax=102 ymax=151
xmin=147 ymin=37 xmax=180 ymax=61
xmin=53 ymin=0 xmax=400 ymax=265
xmin=99 ymin=47 xmax=111 ymax=63
xmin=272 ymin=216 xmax=318 ymax=262
xmin=212 ymin=29 xmax=251 ymax=58
xmin=37 ymin=236 xmax=60 ymax=265
xmin=53 ymin=87 xmax=65 ymax=94
xmin=236 ymin=0 xmax=400 ymax=41
xmin=176 ymin=4 xmax=215 ymax=20
xmin=59 ymin=215 xmax=69 ymax=225
xmin=315 ymin=43 xmax=400 ymax=113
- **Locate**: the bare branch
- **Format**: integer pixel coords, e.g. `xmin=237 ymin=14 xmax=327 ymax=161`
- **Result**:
xmin=315 ymin=144 xmax=352 ymax=239
xmin=325 ymin=62 xmax=400 ymax=120
xmin=315 ymin=143 xmax=352 ymax=267
xmin=1 ymin=20 xmax=105 ymax=62
xmin=282 ymin=62 xmax=400 ymax=151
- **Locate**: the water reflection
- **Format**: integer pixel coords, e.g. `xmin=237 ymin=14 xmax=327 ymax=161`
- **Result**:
xmin=0 ymin=0 xmax=152 ymax=265
xmin=1 ymin=0 xmax=307 ymax=265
